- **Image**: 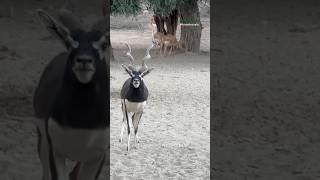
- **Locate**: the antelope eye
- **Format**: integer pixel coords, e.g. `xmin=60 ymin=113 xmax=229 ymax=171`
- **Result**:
xmin=76 ymin=57 xmax=93 ymax=63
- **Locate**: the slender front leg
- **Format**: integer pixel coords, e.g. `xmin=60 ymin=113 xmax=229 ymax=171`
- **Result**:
xmin=53 ymin=152 xmax=66 ymax=180
xmin=123 ymin=100 xmax=132 ymax=151
xmin=39 ymin=132 xmax=51 ymax=180
xmin=36 ymin=120 xmax=51 ymax=180
xmin=119 ymin=119 xmax=125 ymax=143
xmin=127 ymin=112 xmax=133 ymax=151
xmin=120 ymin=101 xmax=126 ymax=143
xmin=169 ymin=46 xmax=173 ymax=56
xmin=133 ymin=112 xmax=143 ymax=147
xmin=160 ymin=43 xmax=164 ymax=56
xmin=164 ymin=44 xmax=168 ymax=57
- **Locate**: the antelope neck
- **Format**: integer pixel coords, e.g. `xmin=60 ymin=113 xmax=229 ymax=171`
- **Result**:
xmin=51 ymin=79 xmax=107 ymax=129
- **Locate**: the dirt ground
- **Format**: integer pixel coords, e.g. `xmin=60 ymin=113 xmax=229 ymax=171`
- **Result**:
xmin=109 ymin=3 xmax=210 ymax=179
xmin=213 ymin=0 xmax=320 ymax=179
xmin=0 ymin=0 xmax=210 ymax=180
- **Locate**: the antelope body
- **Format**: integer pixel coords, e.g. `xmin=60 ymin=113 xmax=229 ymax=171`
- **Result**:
xmin=160 ymin=34 xmax=183 ymax=56
xmin=150 ymin=16 xmax=183 ymax=56
xmin=119 ymin=43 xmax=154 ymax=151
xmin=33 ymin=9 xmax=109 ymax=180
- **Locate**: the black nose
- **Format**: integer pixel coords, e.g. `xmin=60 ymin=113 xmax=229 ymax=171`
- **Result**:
xmin=76 ymin=57 xmax=93 ymax=64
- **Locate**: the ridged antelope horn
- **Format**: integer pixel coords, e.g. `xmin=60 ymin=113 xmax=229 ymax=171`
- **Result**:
xmin=124 ymin=43 xmax=135 ymax=65
xmin=142 ymin=43 xmax=154 ymax=70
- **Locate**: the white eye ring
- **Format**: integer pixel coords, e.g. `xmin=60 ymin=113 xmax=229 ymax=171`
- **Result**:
xmin=138 ymin=75 xmax=144 ymax=81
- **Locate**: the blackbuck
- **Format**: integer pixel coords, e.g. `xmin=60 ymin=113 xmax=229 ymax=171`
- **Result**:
xmin=119 ymin=43 xmax=154 ymax=151
xmin=33 ymin=9 xmax=109 ymax=180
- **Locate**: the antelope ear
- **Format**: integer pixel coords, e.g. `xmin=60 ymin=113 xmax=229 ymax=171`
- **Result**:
xmin=36 ymin=9 xmax=78 ymax=50
xmin=141 ymin=68 xmax=154 ymax=77
xmin=92 ymin=32 xmax=109 ymax=60
xmin=121 ymin=64 xmax=134 ymax=77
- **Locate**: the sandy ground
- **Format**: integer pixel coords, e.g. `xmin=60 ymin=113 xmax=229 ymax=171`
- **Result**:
xmin=0 ymin=1 xmax=210 ymax=179
xmin=109 ymin=52 xmax=210 ymax=179
xmin=109 ymin=5 xmax=210 ymax=180
xmin=213 ymin=0 xmax=320 ymax=179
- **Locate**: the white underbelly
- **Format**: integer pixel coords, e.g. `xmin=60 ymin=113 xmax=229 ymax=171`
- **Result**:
xmin=122 ymin=99 xmax=146 ymax=113
xmin=47 ymin=118 xmax=108 ymax=162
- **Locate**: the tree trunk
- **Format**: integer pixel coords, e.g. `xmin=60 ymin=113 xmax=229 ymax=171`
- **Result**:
xmin=180 ymin=24 xmax=201 ymax=52
xmin=179 ymin=0 xmax=202 ymax=53
xmin=153 ymin=9 xmax=179 ymax=37
xmin=153 ymin=15 xmax=167 ymax=34
xmin=164 ymin=9 xmax=179 ymax=35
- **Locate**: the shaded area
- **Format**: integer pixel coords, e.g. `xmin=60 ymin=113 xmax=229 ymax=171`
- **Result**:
xmin=213 ymin=0 xmax=320 ymax=179
xmin=0 ymin=0 xmax=109 ymax=179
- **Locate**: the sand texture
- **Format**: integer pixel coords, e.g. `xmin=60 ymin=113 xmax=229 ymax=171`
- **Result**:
xmin=0 ymin=1 xmax=210 ymax=179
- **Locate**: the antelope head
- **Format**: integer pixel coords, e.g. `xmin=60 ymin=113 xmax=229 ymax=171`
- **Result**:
xmin=121 ymin=43 xmax=154 ymax=88
xmin=37 ymin=9 xmax=108 ymax=84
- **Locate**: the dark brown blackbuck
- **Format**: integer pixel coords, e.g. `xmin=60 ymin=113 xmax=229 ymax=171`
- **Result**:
xmin=119 ymin=43 xmax=154 ymax=151
xmin=33 ymin=9 xmax=109 ymax=180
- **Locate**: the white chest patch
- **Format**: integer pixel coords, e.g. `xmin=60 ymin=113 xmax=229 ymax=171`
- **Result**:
xmin=47 ymin=118 xmax=108 ymax=162
xmin=122 ymin=99 xmax=147 ymax=113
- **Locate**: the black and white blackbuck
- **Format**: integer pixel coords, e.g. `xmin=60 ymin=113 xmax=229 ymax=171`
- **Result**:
xmin=119 ymin=43 xmax=154 ymax=151
xmin=33 ymin=9 xmax=109 ymax=180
